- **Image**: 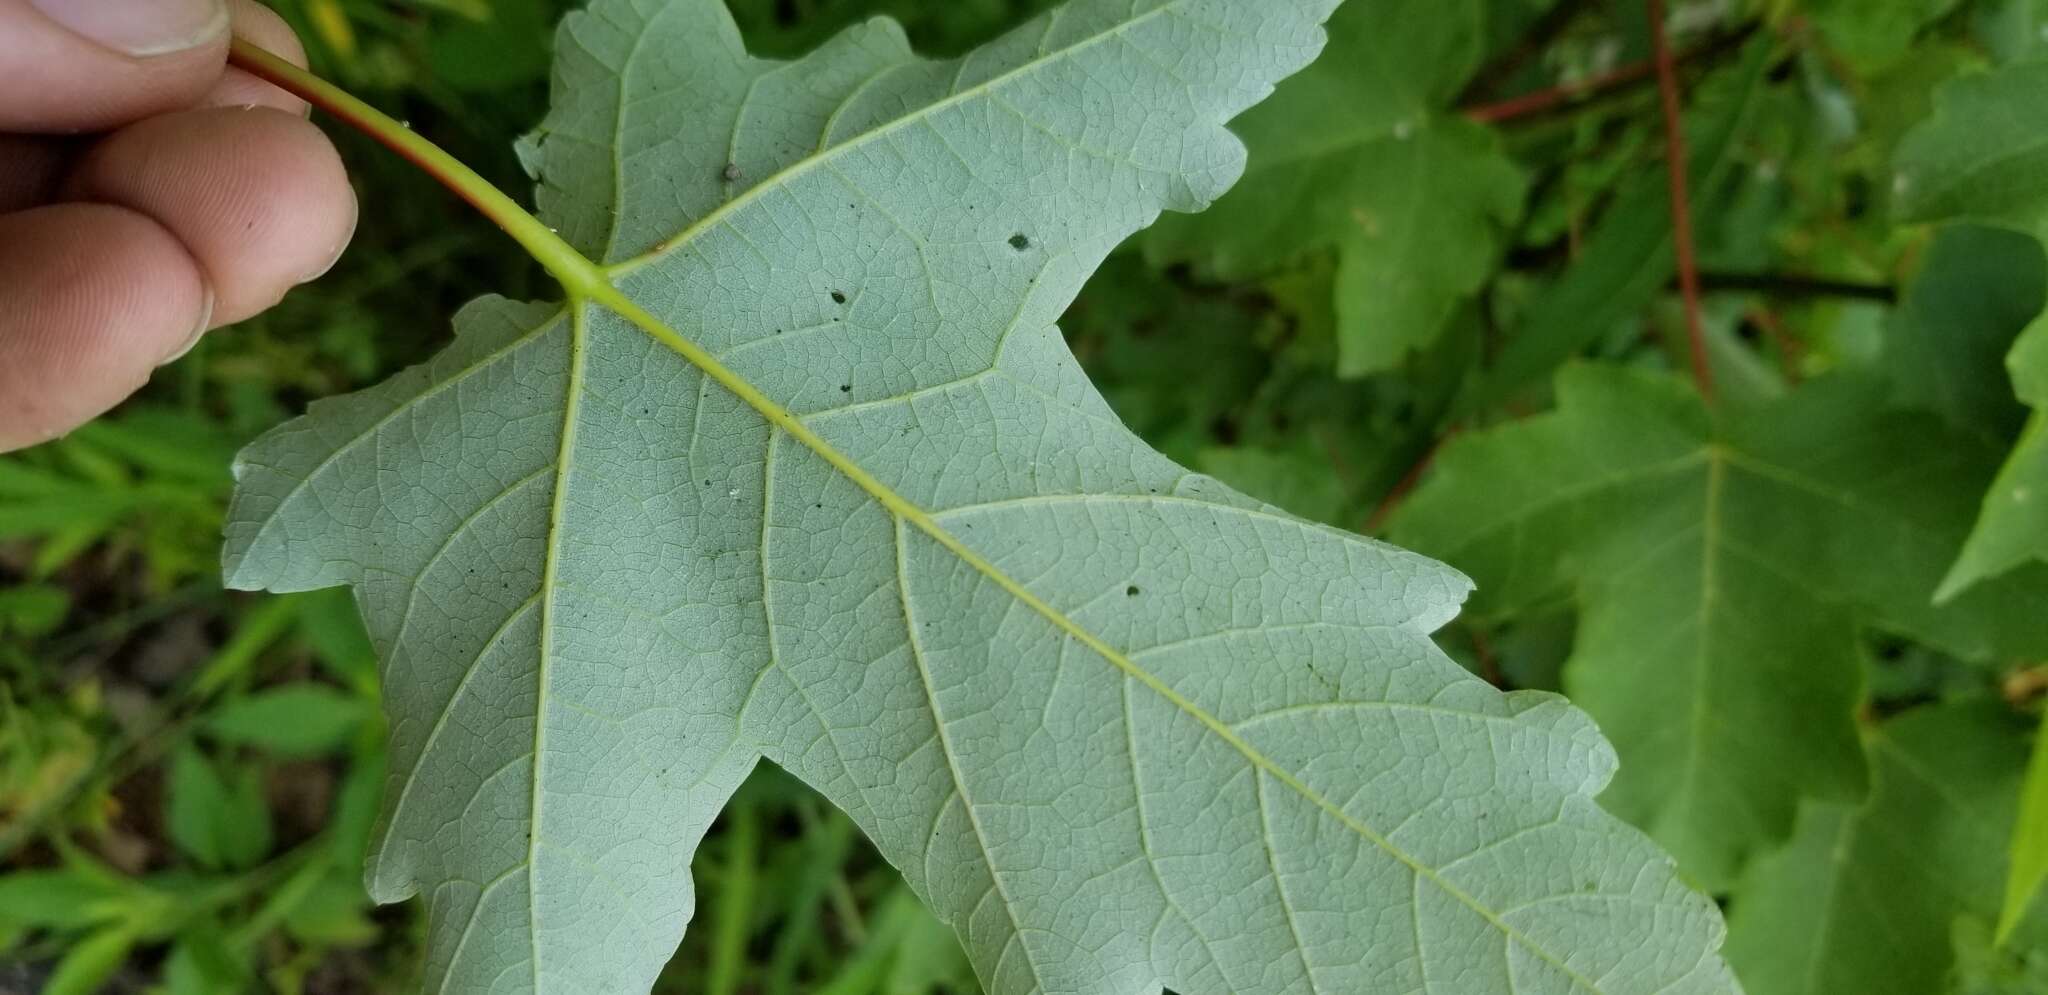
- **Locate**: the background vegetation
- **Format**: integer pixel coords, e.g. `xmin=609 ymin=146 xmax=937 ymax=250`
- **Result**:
xmin=2 ymin=0 xmax=2046 ymax=992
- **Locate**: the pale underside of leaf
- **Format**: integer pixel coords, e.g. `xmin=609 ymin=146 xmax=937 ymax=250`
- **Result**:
xmin=222 ymin=2 xmax=1735 ymax=993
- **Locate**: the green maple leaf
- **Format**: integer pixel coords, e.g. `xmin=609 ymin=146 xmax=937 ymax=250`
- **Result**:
xmin=1895 ymin=59 xmax=2048 ymax=600
xmin=220 ymin=1 xmax=1734 ymax=992
xmin=1389 ymin=366 xmax=2048 ymax=890
xmin=1723 ymin=700 xmax=2038 ymax=995
xmin=1140 ymin=0 xmax=1525 ymax=377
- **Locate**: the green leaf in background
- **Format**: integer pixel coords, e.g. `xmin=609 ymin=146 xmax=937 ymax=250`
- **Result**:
xmin=1973 ymin=0 xmax=2048 ymax=64
xmin=220 ymin=0 xmax=1735 ymax=991
xmin=1391 ymin=365 xmax=2048 ymax=889
xmin=0 ymin=867 xmax=132 ymax=931
xmin=1143 ymin=0 xmax=1525 ymax=376
xmin=1809 ymin=0 xmax=1964 ymax=70
xmin=202 ymin=685 xmax=369 ymax=758
xmin=296 ymin=585 xmax=380 ymax=689
xmin=1723 ymin=700 xmax=2034 ymax=995
xmin=163 ymin=928 xmax=254 ymax=995
xmin=166 ymin=746 xmax=273 ymax=872
xmin=1954 ymin=915 xmax=2048 ymax=995
xmin=0 ymin=584 xmax=68 ymax=639
xmin=2005 ymin=711 xmax=2048 ymax=943
xmin=1895 ymin=59 xmax=2048 ymax=599
xmin=1195 ymin=443 xmax=1349 ymax=525
xmin=40 ymin=925 xmax=136 ymax=995
xmin=427 ymin=0 xmax=556 ymax=90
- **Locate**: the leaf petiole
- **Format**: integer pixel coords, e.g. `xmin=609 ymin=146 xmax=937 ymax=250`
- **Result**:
xmin=226 ymin=37 xmax=609 ymax=302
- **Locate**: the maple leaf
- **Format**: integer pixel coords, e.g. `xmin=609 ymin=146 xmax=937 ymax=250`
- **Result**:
xmin=220 ymin=1 xmax=1738 ymax=991
xmin=1390 ymin=365 xmax=2048 ymax=890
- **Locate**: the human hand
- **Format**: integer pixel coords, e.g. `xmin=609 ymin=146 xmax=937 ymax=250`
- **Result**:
xmin=0 ymin=0 xmax=356 ymax=451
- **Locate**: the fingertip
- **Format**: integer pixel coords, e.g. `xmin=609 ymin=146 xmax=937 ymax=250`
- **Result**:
xmin=65 ymin=106 xmax=356 ymax=327
xmin=0 ymin=205 xmax=209 ymax=451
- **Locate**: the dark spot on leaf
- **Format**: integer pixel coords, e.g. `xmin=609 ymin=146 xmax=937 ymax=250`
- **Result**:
xmin=1008 ymin=233 xmax=1030 ymax=250
xmin=1126 ymin=585 xmax=1141 ymax=597
xmin=721 ymin=162 xmax=742 ymax=182
xmin=840 ymin=384 xmax=851 ymax=393
xmin=831 ymin=290 xmax=847 ymax=304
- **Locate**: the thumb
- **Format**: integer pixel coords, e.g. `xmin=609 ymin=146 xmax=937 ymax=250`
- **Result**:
xmin=0 ymin=0 xmax=231 ymax=133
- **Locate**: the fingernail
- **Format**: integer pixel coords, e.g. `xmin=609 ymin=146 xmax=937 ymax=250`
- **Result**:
xmin=160 ymin=290 xmax=215 ymax=367
xmin=33 ymin=0 xmax=230 ymax=58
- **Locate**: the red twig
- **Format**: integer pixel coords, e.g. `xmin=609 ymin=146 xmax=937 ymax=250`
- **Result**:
xmin=1462 ymin=26 xmax=1752 ymax=126
xmin=1464 ymin=57 xmax=1662 ymax=124
xmin=1649 ymin=0 xmax=1715 ymax=401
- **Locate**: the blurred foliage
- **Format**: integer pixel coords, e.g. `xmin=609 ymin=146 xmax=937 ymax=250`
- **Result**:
xmin=3 ymin=0 xmax=2047 ymax=991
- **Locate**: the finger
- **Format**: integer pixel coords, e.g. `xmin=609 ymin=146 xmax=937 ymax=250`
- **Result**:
xmin=0 ymin=0 xmax=231 ymax=133
xmin=199 ymin=0 xmax=311 ymax=116
xmin=64 ymin=106 xmax=357 ymax=328
xmin=0 ymin=204 xmax=209 ymax=452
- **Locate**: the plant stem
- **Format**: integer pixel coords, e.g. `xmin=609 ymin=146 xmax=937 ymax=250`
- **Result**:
xmin=1464 ymin=57 xmax=1663 ymax=124
xmin=227 ymin=38 xmax=606 ymax=300
xmin=1647 ymin=0 xmax=1715 ymax=401
xmin=1462 ymin=26 xmax=1753 ymax=125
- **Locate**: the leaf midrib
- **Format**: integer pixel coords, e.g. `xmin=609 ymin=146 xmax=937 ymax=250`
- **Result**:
xmin=528 ymin=302 xmax=590 ymax=987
